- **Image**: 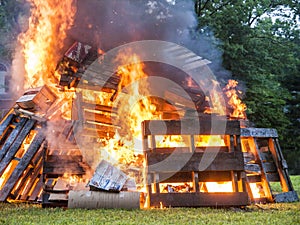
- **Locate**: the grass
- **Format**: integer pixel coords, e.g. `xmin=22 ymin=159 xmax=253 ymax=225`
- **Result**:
xmin=0 ymin=176 xmax=299 ymax=225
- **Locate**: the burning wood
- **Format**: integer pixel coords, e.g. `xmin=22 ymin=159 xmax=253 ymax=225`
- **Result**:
xmin=16 ymin=86 xmax=57 ymax=113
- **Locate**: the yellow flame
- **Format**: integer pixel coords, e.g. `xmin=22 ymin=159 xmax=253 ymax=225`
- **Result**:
xmin=18 ymin=0 xmax=76 ymax=119
xmin=223 ymin=80 xmax=247 ymax=119
xmin=204 ymin=182 xmax=233 ymax=192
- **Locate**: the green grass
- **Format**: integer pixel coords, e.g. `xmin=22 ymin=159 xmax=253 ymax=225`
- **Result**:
xmin=0 ymin=176 xmax=299 ymax=225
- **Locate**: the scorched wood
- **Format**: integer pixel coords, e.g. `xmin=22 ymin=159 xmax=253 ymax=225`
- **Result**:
xmin=0 ymin=132 xmax=45 ymax=201
xmin=0 ymin=113 xmax=14 ymax=139
xmin=0 ymin=117 xmax=28 ymax=161
xmin=0 ymin=119 xmax=36 ymax=175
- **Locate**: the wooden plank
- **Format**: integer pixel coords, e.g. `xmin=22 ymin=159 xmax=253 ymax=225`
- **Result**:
xmin=84 ymin=111 xmax=114 ymax=125
xmin=46 ymin=155 xmax=82 ymax=162
xmin=274 ymin=191 xmax=299 ymax=203
xmin=28 ymin=178 xmax=44 ymax=201
xmin=0 ymin=132 xmax=45 ymax=201
xmin=263 ymin=162 xmax=277 ymax=173
xmin=0 ymin=113 xmax=15 ymax=138
xmin=241 ymin=128 xmax=278 ymax=138
xmin=0 ymin=117 xmax=28 ymax=161
xmin=43 ymin=163 xmax=85 ymax=175
xmin=142 ymin=120 xmax=240 ymax=136
xmin=81 ymin=102 xmax=117 ymax=114
xmin=149 ymin=192 xmax=249 ymax=207
xmin=266 ymin=173 xmax=280 ymax=182
xmin=0 ymin=119 xmax=36 ymax=174
xmin=246 ymin=175 xmax=262 ymax=183
xmin=146 ymin=152 xmax=244 ymax=172
xmin=19 ymin=160 xmax=43 ymax=200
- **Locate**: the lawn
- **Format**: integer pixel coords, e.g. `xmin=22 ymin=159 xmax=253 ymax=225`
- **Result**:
xmin=0 ymin=176 xmax=299 ymax=225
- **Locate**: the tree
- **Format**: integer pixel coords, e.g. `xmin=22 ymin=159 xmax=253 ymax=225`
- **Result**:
xmin=194 ymin=0 xmax=300 ymax=174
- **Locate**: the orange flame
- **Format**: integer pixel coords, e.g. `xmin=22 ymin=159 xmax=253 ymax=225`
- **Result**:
xmin=223 ymin=80 xmax=247 ymax=119
xmin=18 ymin=0 xmax=76 ymax=119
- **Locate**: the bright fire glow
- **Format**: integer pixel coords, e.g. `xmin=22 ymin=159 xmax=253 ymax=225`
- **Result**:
xmin=195 ymin=135 xmax=226 ymax=147
xmin=18 ymin=0 xmax=76 ymax=119
xmin=204 ymin=182 xmax=233 ymax=192
xmin=223 ymin=80 xmax=247 ymax=119
xmin=249 ymin=183 xmax=265 ymax=199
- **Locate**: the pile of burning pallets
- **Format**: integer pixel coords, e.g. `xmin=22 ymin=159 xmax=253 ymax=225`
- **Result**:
xmin=0 ymin=41 xmax=298 ymax=208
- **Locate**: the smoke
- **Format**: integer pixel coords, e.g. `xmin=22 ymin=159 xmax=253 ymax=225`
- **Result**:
xmin=68 ymin=0 xmax=230 ymax=82
xmin=69 ymin=0 xmax=195 ymax=49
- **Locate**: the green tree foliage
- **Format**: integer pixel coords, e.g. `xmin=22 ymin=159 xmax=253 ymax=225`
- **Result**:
xmin=0 ymin=0 xmax=25 ymax=59
xmin=194 ymin=0 xmax=300 ymax=174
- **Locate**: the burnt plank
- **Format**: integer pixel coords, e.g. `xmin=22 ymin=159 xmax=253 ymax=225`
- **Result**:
xmin=142 ymin=120 xmax=240 ymax=136
xmin=0 ymin=114 xmax=15 ymax=138
xmin=28 ymin=178 xmax=44 ymax=201
xmin=274 ymin=191 xmax=299 ymax=203
xmin=84 ymin=111 xmax=114 ymax=125
xmin=0 ymin=119 xmax=36 ymax=175
xmin=0 ymin=117 xmax=28 ymax=161
xmin=46 ymin=155 xmax=82 ymax=162
xmin=0 ymin=132 xmax=45 ymax=202
xmin=81 ymin=102 xmax=117 ymax=114
xmin=241 ymin=128 xmax=278 ymax=138
xmin=19 ymin=160 xmax=43 ymax=201
xmin=146 ymin=151 xmax=244 ymax=172
xmin=149 ymin=192 xmax=249 ymax=207
xmin=246 ymin=175 xmax=262 ymax=183
xmin=43 ymin=162 xmax=85 ymax=175
xmin=266 ymin=173 xmax=280 ymax=182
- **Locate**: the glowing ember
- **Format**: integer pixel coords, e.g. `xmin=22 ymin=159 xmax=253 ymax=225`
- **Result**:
xmin=249 ymin=182 xmax=265 ymax=199
xmin=204 ymin=182 xmax=233 ymax=193
xmin=195 ymin=135 xmax=226 ymax=147
xmin=223 ymin=80 xmax=247 ymax=119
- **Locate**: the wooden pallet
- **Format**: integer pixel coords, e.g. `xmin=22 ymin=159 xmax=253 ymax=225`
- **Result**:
xmin=241 ymin=128 xmax=299 ymax=203
xmin=0 ymin=110 xmax=46 ymax=202
xmin=142 ymin=119 xmax=249 ymax=208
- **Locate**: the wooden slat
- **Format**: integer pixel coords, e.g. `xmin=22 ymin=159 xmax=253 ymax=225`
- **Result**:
xmin=43 ymin=162 xmax=85 ymax=175
xmin=149 ymin=192 xmax=249 ymax=207
xmin=0 ymin=119 xmax=36 ymax=175
xmin=0 ymin=132 xmax=45 ymax=201
xmin=46 ymin=155 xmax=82 ymax=162
xmin=266 ymin=173 xmax=280 ymax=182
xmin=84 ymin=111 xmax=114 ymax=125
xmin=241 ymin=128 xmax=278 ymax=138
xmin=0 ymin=117 xmax=28 ymax=161
xmin=263 ymin=162 xmax=277 ymax=173
xmin=0 ymin=114 xmax=15 ymax=138
xmin=146 ymin=152 xmax=244 ymax=172
xmin=142 ymin=120 xmax=240 ymax=136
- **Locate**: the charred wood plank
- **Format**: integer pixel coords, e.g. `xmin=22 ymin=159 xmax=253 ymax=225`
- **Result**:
xmin=0 ymin=119 xmax=36 ymax=175
xmin=0 ymin=114 xmax=15 ymax=138
xmin=81 ymin=102 xmax=117 ymax=114
xmin=43 ymin=162 xmax=85 ymax=175
xmin=84 ymin=111 xmax=114 ymax=125
xmin=0 ymin=132 xmax=45 ymax=201
xmin=146 ymin=152 xmax=244 ymax=172
xmin=241 ymin=128 xmax=278 ymax=138
xmin=46 ymin=155 xmax=82 ymax=162
xmin=149 ymin=192 xmax=249 ymax=207
xmin=142 ymin=120 xmax=240 ymax=136
xmin=0 ymin=117 xmax=28 ymax=162
xmin=19 ymin=159 xmax=43 ymax=200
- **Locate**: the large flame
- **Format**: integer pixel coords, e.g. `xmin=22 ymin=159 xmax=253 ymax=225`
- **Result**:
xmin=17 ymin=0 xmax=76 ymax=119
